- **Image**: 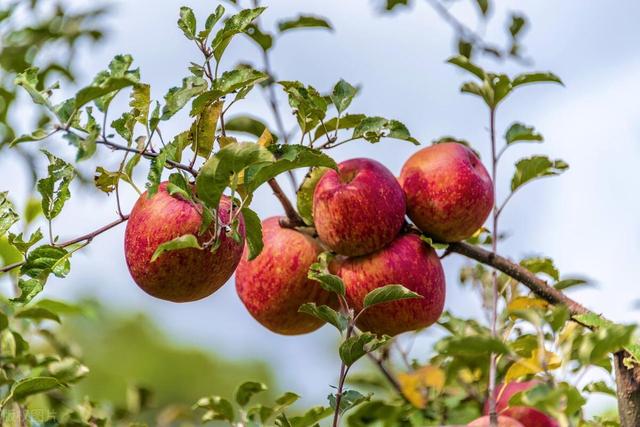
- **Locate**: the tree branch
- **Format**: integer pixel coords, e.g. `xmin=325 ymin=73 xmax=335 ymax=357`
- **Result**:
xmin=448 ymin=241 xmax=640 ymax=427
xmin=447 ymin=241 xmax=589 ymax=316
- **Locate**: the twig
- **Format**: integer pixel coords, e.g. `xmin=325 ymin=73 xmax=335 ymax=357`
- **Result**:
xmin=95 ymin=137 xmax=197 ymax=176
xmin=0 ymin=216 xmax=130 ymax=274
xmin=54 ymin=215 xmax=130 ymax=248
xmin=487 ymin=106 xmax=499 ymax=426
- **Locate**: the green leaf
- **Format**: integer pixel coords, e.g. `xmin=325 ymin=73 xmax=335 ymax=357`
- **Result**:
xmin=339 ymin=333 xmax=390 ymax=366
xmin=352 ymin=117 xmax=419 ymax=145
xmin=0 ymin=192 xmax=18 ymax=237
xmin=225 ymin=115 xmax=269 ymax=139
xmin=511 ymin=156 xmax=569 ymax=192
xmin=151 ymin=234 xmax=202 ymax=262
xmin=312 ymin=114 xmax=365 ymax=142
xmin=298 ymin=303 xmax=348 ymax=332
xmin=11 ymin=129 xmax=50 ymax=145
xmin=474 ymin=0 xmax=489 ymax=15
xmin=296 ymin=167 xmax=330 ymax=226
xmin=112 ymin=111 xmax=136 ymax=143
xmin=328 ymin=390 xmax=371 ymax=415
xmin=505 ymin=122 xmax=543 ymax=145
xmin=509 ymin=14 xmax=527 ymax=38
xmin=446 ymin=55 xmax=486 ymax=79
xmin=15 ymin=307 xmax=60 ymax=323
xmin=278 ymin=15 xmax=332 ymax=33
xmin=579 ymin=323 xmax=635 ymax=364
xmin=161 ymin=76 xmax=208 ymax=120
xmin=0 ymin=329 xmax=15 ymax=358
xmin=48 ymin=357 xmax=89 ymax=383
xmin=331 ymin=79 xmax=357 ymax=114
xmin=11 ymin=278 xmax=44 ymax=304
xmin=193 ymin=396 xmax=235 ymax=422
xmin=235 ymin=381 xmax=267 ymax=406
xmin=191 ymin=68 xmax=268 ymax=116
xmin=419 ymin=235 xmax=449 ymax=250
xmin=280 ymin=81 xmax=328 ymax=135
xmin=289 ymin=406 xmax=332 ymax=427
xmin=573 ymin=313 xmax=612 ymax=329
xmin=245 ymin=24 xmax=273 ymax=51
xmin=241 ymin=207 xmax=263 ymax=261
xmin=167 ymin=173 xmax=192 ymax=201
xmin=308 ymin=252 xmax=345 ymax=296
xmin=37 ymin=150 xmax=75 ymax=220
xmin=211 ymin=7 xmax=266 ymax=62
xmin=7 ymin=228 xmax=43 ymax=255
xmin=512 ymin=72 xmax=563 ymax=88
xmin=520 ymin=257 xmax=559 ymax=281
xmin=75 ymin=76 xmax=137 ymax=110
xmin=14 ymin=67 xmax=54 ymax=108
xmin=243 ymin=144 xmax=337 ymax=193
xmin=362 ymin=285 xmax=421 ymax=309
xmin=21 ymin=245 xmax=70 ymax=279
xmin=199 ymin=5 xmax=225 ymax=40
xmin=196 ymin=142 xmax=275 ymax=210
xmin=94 ymin=167 xmax=124 ymax=194
xmin=435 ymin=335 xmax=510 ymax=356
xmin=583 ymin=381 xmax=616 ymax=397
xmin=3 ymin=377 xmax=64 ymax=405
xmin=554 ymin=278 xmax=589 ymax=291
xmin=177 ymin=6 xmax=197 ymax=40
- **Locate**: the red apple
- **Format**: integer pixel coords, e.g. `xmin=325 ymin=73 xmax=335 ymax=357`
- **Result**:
xmin=235 ymin=217 xmax=336 ymax=335
xmin=399 ymin=142 xmax=493 ymax=242
xmin=485 ymin=381 xmax=559 ymax=427
xmin=336 ymin=233 xmax=445 ymax=336
xmin=313 ymin=158 xmax=406 ymax=256
xmin=468 ymin=416 xmax=524 ymax=427
xmin=124 ymin=182 xmax=244 ymax=302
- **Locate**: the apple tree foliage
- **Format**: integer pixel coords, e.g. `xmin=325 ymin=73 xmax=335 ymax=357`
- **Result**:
xmin=1 ymin=0 xmax=638 ymax=426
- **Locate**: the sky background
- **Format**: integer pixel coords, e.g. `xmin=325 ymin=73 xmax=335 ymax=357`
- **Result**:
xmin=4 ymin=0 xmax=640 ymax=415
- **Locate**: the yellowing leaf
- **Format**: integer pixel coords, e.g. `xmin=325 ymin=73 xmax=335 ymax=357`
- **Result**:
xmin=458 ymin=367 xmax=482 ymax=384
xmin=257 ymin=128 xmax=273 ymax=147
xmin=398 ymin=365 xmax=445 ymax=408
xmin=508 ymin=296 xmax=549 ymax=316
xmin=504 ymin=348 xmax=561 ymax=384
xmin=218 ymin=136 xmax=238 ymax=148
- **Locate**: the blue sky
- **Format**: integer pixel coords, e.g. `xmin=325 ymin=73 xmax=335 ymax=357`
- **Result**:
xmin=4 ymin=0 xmax=640 ymax=413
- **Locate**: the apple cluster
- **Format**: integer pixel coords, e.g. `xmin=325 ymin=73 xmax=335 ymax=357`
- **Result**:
xmin=236 ymin=141 xmax=494 ymax=336
xmin=123 ymin=142 xmax=494 ymax=330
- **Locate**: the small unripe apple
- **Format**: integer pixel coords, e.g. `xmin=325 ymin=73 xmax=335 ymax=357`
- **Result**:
xmin=124 ymin=182 xmax=244 ymax=302
xmin=235 ymin=217 xmax=336 ymax=335
xmin=336 ymin=233 xmax=445 ymax=336
xmin=399 ymin=142 xmax=493 ymax=242
xmin=468 ymin=415 xmax=524 ymax=427
xmin=485 ymin=381 xmax=559 ymax=427
xmin=313 ymin=158 xmax=406 ymax=256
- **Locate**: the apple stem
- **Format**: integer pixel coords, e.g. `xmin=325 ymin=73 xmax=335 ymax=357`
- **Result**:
xmin=267 ymin=179 xmax=306 ymax=227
